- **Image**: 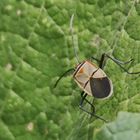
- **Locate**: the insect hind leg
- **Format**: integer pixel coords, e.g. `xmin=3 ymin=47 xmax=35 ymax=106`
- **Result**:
xmin=104 ymin=54 xmax=140 ymax=74
xmin=79 ymin=91 xmax=107 ymax=122
xmin=80 ymin=92 xmax=95 ymax=114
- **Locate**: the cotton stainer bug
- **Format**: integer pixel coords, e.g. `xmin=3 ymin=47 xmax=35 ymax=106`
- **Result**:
xmin=54 ymin=14 xmax=140 ymax=122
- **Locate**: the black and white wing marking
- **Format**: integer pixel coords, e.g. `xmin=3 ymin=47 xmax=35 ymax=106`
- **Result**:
xmin=90 ymin=77 xmax=112 ymax=99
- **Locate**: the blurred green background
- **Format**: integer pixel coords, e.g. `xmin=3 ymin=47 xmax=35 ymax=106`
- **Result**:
xmin=0 ymin=0 xmax=140 ymax=140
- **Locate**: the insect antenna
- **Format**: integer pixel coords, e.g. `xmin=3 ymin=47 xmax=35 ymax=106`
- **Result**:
xmin=70 ymin=14 xmax=80 ymax=64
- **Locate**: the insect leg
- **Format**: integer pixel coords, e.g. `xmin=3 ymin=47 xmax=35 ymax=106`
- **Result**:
xmin=80 ymin=91 xmax=95 ymax=114
xmin=91 ymin=54 xmax=107 ymax=69
xmin=80 ymin=91 xmax=85 ymax=97
xmin=105 ymin=54 xmax=134 ymax=65
xmin=105 ymin=54 xmax=140 ymax=74
xmin=91 ymin=56 xmax=100 ymax=63
xmin=79 ymin=92 xmax=108 ymax=122
xmin=99 ymin=53 xmax=107 ymax=69
xmin=54 ymin=68 xmax=75 ymax=88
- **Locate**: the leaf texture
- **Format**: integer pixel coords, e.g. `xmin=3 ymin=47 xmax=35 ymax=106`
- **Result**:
xmin=0 ymin=0 xmax=140 ymax=140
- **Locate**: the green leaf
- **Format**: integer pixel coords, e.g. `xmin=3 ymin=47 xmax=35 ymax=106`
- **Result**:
xmin=0 ymin=0 xmax=140 ymax=140
xmin=95 ymin=112 xmax=140 ymax=140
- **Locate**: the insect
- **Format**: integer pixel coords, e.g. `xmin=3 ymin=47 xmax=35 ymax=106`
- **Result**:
xmin=54 ymin=14 xmax=140 ymax=122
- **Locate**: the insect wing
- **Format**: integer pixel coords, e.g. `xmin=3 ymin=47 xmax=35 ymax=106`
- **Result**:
xmin=90 ymin=77 xmax=112 ymax=99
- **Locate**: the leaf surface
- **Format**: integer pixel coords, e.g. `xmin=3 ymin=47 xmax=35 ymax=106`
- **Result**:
xmin=0 ymin=0 xmax=140 ymax=140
